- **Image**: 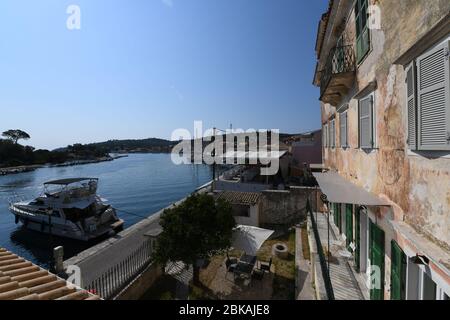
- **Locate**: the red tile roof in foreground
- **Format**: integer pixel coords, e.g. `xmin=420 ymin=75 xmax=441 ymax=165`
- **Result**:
xmin=0 ymin=248 xmax=101 ymax=300
xmin=218 ymin=191 xmax=261 ymax=206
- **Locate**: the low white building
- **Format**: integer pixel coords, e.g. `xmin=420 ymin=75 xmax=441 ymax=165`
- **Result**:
xmin=217 ymin=191 xmax=261 ymax=227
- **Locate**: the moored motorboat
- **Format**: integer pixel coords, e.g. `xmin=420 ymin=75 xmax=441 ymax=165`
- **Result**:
xmin=9 ymin=178 xmax=124 ymax=241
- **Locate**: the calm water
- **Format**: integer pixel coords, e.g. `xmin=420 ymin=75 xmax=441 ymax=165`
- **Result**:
xmin=0 ymin=153 xmax=212 ymax=268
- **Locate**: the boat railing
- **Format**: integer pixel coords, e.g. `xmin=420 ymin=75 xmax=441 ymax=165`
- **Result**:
xmin=84 ymin=239 xmax=154 ymax=299
xmin=7 ymin=193 xmax=27 ymax=206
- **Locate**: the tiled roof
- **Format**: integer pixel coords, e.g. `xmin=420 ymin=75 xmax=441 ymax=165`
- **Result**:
xmin=0 ymin=248 xmax=101 ymax=300
xmin=218 ymin=191 xmax=261 ymax=206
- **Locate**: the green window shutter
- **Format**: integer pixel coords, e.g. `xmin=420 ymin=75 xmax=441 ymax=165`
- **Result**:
xmin=417 ymin=40 xmax=450 ymax=150
xmin=324 ymin=124 xmax=328 ymax=147
xmin=391 ymin=241 xmax=407 ymax=300
xmin=406 ymin=62 xmax=418 ymax=150
xmin=369 ymin=221 xmax=385 ymax=300
xmin=355 ymin=209 xmax=361 ymax=272
xmin=340 ymin=112 xmax=348 ymax=147
xmin=355 ymin=0 xmax=370 ymax=63
xmin=345 ymin=205 xmax=353 ymax=248
xmin=359 ymin=28 xmax=370 ymax=63
xmin=359 ymin=95 xmax=374 ymax=148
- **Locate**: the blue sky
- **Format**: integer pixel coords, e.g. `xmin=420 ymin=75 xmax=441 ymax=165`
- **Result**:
xmin=0 ymin=0 xmax=328 ymax=150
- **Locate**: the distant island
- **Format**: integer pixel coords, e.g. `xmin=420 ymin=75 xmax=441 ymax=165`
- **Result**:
xmin=0 ymin=129 xmax=312 ymax=175
xmin=84 ymin=138 xmax=178 ymax=154
xmin=0 ymin=129 xmax=178 ymax=175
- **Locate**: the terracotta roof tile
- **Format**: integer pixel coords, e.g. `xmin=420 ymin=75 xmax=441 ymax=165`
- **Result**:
xmin=0 ymin=248 xmax=101 ymax=301
xmin=217 ymin=191 xmax=261 ymax=206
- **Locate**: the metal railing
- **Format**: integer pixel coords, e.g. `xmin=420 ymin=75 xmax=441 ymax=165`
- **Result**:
xmin=320 ymin=45 xmax=356 ymax=97
xmin=307 ymin=199 xmax=335 ymax=300
xmin=84 ymin=239 xmax=154 ymax=299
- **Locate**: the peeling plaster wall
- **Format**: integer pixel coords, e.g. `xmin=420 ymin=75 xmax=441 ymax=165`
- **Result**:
xmin=321 ymin=0 xmax=450 ymax=250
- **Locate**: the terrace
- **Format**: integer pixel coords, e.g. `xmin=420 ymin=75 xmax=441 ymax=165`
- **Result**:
xmin=141 ymin=230 xmax=300 ymax=300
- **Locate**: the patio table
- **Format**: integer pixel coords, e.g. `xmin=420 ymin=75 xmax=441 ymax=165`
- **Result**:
xmin=240 ymin=254 xmax=257 ymax=266
xmin=233 ymin=254 xmax=257 ymax=281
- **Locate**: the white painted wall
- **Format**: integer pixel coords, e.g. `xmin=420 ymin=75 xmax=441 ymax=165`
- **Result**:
xmin=234 ymin=204 xmax=260 ymax=227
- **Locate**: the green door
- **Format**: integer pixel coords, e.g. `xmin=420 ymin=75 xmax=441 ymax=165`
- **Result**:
xmin=370 ymin=221 xmax=385 ymax=300
xmin=337 ymin=204 xmax=342 ymax=233
xmin=345 ymin=204 xmax=353 ymax=248
xmin=332 ymin=203 xmax=338 ymax=226
xmin=355 ymin=208 xmax=361 ymax=272
xmin=390 ymin=241 xmax=407 ymax=300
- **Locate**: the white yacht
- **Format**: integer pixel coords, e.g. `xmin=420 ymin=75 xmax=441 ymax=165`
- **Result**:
xmin=9 ymin=178 xmax=124 ymax=241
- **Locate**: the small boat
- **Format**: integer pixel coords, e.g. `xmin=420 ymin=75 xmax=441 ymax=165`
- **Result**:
xmin=9 ymin=178 xmax=124 ymax=241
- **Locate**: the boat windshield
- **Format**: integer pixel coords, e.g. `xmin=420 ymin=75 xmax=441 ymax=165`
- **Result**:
xmin=63 ymin=202 xmax=109 ymax=221
xmin=44 ymin=179 xmax=98 ymax=199
xmin=63 ymin=204 xmax=96 ymax=221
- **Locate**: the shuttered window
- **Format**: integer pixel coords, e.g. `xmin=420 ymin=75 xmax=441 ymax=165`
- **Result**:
xmin=355 ymin=0 xmax=370 ymax=63
xmin=340 ymin=111 xmax=348 ymax=147
xmin=324 ymin=124 xmax=329 ymax=147
xmin=359 ymin=94 xmax=375 ymax=149
xmin=416 ymin=40 xmax=450 ymax=150
xmin=330 ymin=119 xmax=336 ymax=148
xmin=406 ymin=62 xmax=417 ymax=150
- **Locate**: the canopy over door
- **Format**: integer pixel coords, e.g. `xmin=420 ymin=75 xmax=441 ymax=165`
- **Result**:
xmin=313 ymin=172 xmax=391 ymax=206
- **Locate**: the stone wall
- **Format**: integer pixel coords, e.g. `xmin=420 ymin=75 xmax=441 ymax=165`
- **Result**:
xmin=320 ymin=0 xmax=450 ymax=249
xmin=317 ymin=0 xmax=450 ymax=299
xmin=234 ymin=204 xmax=260 ymax=227
xmin=114 ymin=262 xmax=163 ymax=300
xmin=260 ymin=187 xmax=318 ymax=227
xmin=214 ymin=180 xmax=271 ymax=193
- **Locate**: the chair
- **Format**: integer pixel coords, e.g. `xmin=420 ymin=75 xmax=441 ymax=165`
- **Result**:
xmin=259 ymin=258 xmax=273 ymax=273
xmin=252 ymin=269 xmax=264 ymax=281
xmin=226 ymin=257 xmax=238 ymax=272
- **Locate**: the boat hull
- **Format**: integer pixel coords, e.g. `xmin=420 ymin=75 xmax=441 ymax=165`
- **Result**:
xmin=10 ymin=206 xmax=124 ymax=242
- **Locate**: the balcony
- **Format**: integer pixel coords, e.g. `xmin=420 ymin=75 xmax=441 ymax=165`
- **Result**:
xmin=320 ymin=45 xmax=356 ymax=106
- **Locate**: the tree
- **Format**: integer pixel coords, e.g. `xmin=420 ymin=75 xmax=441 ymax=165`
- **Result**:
xmin=154 ymin=193 xmax=236 ymax=285
xmin=2 ymin=129 xmax=31 ymax=144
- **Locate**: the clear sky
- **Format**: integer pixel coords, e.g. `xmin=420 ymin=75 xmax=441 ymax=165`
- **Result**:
xmin=0 ymin=0 xmax=328 ymax=150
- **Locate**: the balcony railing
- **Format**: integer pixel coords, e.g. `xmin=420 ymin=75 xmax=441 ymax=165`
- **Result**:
xmin=320 ymin=45 xmax=356 ymax=103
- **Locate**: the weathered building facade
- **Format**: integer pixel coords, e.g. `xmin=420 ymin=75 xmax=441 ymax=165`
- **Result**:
xmin=313 ymin=0 xmax=450 ymax=300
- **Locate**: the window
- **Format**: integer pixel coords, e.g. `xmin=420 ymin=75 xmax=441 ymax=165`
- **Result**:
xmin=232 ymin=205 xmax=250 ymax=217
xmin=355 ymin=0 xmax=370 ymax=63
xmin=406 ymin=39 xmax=450 ymax=151
xmin=359 ymin=92 xmax=376 ymax=149
xmin=340 ymin=111 xmax=348 ymax=147
xmin=330 ymin=119 xmax=336 ymax=148
xmin=323 ymin=123 xmax=329 ymax=147
xmin=422 ymin=272 xmax=437 ymax=300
